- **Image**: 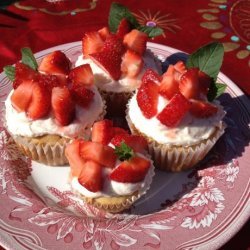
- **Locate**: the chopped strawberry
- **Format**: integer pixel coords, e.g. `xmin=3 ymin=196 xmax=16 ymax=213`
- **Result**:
xmin=103 ymin=34 xmax=125 ymax=56
xmin=110 ymin=156 xmax=150 ymax=183
xmin=91 ymin=119 xmax=114 ymax=145
xmin=68 ymin=64 xmax=94 ymax=87
xmin=141 ymin=68 xmax=161 ymax=84
xmin=198 ymin=70 xmax=212 ymax=95
xmin=70 ymin=86 xmax=94 ymax=108
xmin=136 ymin=81 xmax=159 ymax=118
xmin=38 ymin=74 xmax=64 ymax=92
xmin=113 ymin=127 xmax=129 ymax=136
xmin=116 ymin=18 xmax=131 ymax=39
xmin=190 ymin=99 xmax=218 ymax=118
xmin=65 ymin=139 xmax=85 ymax=177
xmin=38 ymin=51 xmax=71 ymax=75
xmin=79 ymin=141 xmax=117 ymax=168
xmin=82 ymin=32 xmax=104 ymax=56
xmin=174 ymin=61 xmax=187 ymax=74
xmin=98 ymin=26 xmax=110 ymax=41
xmin=121 ymin=49 xmax=143 ymax=77
xmin=179 ymin=68 xmax=200 ymax=99
xmin=163 ymin=64 xmax=181 ymax=81
xmin=110 ymin=134 xmax=128 ymax=147
xmin=157 ymin=93 xmax=190 ymax=127
xmin=78 ymin=160 xmax=103 ymax=192
xmin=51 ymin=86 xmax=75 ymax=126
xmin=159 ymin=72 xmax=179 ymax=100
xmin=123 ymin=29 xmax=148 ymax=56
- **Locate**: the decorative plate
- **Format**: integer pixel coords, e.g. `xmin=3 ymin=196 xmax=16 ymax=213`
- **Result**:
xmin=0 ymin=42 xmax=249 ymax=250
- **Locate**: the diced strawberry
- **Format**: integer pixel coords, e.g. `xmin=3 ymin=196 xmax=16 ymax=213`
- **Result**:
xmin=82 ymin=32 xmax=104 ymax=56
xmin=198 ymin=70 xmax=212 ymax=95
xmin=38 ymin=51 xmax=71 ymax=75
xmin=38 ymin=74 xmax=64 ymax=92
xmin=110 ymin=134 xmax=128 ymax=147
xmin=163 ymin=64 xmax=181 ymax=81
xmin=179 ymin=68 xmax=200 ymax=99
xmin=157 ymin=93 xmax=190 ymax=127
xmin=51 ymin=86 xmax=75 ymax=126
xmin=116 ymin=18 xmax=131 ymax=39
xmin=79 ymin=141 xmax=117 ymax=168
xmin=110 ymin=156 xmax=150 ymax=183
xmin=68 ymin=64 xmax=94 ymax=87
xmin=91 ymin=119 xmax=114 ymax=145
xmin=136 ymin=81 xmax=159 ymax=118
xmin=113 ymin=127 xmax=129 ymax=136
xmin=103 ymin=34 xmax=125 ymax=56
xmin=78 ymin=160 xmax=103 ymax=192
xmin=121 ymin=49 xmax=143 ymax=77
xmin=190 ymin=99 xmax=218 ymax=118
xmin=65 ymin=139 xmax=85 ymax=177
xmin=70 ymin=86 xmax=95 ymax=108
xmin=174 ymin=61 xmax=187 ymax=74
xmin=141 ymin=68 xmax=161 ymax=84
xmin=123 ymin=29 xmax=148 ymax=56
xmin=98 ymin=26 xmax=110 ymax=41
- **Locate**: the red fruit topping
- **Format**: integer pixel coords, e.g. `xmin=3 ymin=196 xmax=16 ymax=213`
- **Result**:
xmin=113 ymin=127 xmax=129 ymax=136
xmin=198 ymin=70 xmax=212 ymax=95
xmin=98 ymin=26 xmax=110 ymax=40
xmin=79 ymin=141 xmax=117 ymax=168
xmin=159 ymin=72 xmax=179 ymax=100
xmin=179 ymin=68 xmax=200 ymax=99
xmin=110 ymin=156 xmax=150 ymax=183
xmin=38 ymin=74 xmax=65 ymax=92
xmin=157 ymin=93 xmax=191 ymax=127
xmin=190 ymin=99 xmax=218 ymax=118
xmin=116 ymin=18 xmax=131 ymax=39
xmin=174 ymin=61 xmax=187 ymax=74
xmin=103 ymin=34 xmax=125 ymax=56
xmin=68 ymin=64 xmax=94 ymax=87
xmin=136 ymin=81 xmax=159 ymax=119
xmin=38 ymin=51 xmax=71 ymax=75
xmin=70 ymin=86 xmax=94 ymax=108
xmin=92 ymin=119 xmax=114 ymax=145
xmin=123 ymin=29 xmax=148 ymax=56
xmin=82 ymin=32 xmax=104 ymax=56
xmin=141 ymin=68 xmax=161 ymax=84
xmin=121 ymin=49 xmax=143 ymax=77
xmin=51 ymin=86 xmax=75 ymax=126
xmin=65 ymin=139 xmax=85 ymax=177
xmin=78 ymin=160 xmax=103 ymax=192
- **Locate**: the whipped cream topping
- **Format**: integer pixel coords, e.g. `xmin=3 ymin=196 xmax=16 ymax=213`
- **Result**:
xmin=75 ymin=50 xmax=161 ymax=93
xmin=5 ymin=86 xmax=104 ymax=138
xmin=128 ymin=94 xmax=225 ymax=146
xmin=71 ymin=153 xmax=154 ymax=198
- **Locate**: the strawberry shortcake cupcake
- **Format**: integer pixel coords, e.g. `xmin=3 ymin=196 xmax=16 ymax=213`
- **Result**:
xmin=65 ymin=120 xmax=154 ymax=213
xmin=75 ymin=19 xmax=161 ymax=116
xmin=5 ymin=50 xmax=105 ymax=166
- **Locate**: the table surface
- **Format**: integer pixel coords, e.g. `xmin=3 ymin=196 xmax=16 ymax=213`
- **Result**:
xmin=0 ymin=1 xmax=249 ymax=250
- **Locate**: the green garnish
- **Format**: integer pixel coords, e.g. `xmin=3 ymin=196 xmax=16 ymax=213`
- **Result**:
xmin=115 ymin=142 xmax=134 ymax=161
xmin=21 ymin=47 xmax=38 ymax=70
xmin=3 ymin=65 xmax=15 ymax=81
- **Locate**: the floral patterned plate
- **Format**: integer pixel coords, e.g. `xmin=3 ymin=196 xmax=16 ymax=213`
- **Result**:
xmin=0 ymin=42 xmax=249 ymax=250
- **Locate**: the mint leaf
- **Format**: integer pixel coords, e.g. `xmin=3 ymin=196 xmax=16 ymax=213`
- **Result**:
xmin=138 ymin=26 xmax=163 ymax=38
xmin=207 ymin=82 xmax=227 ymax=101
xmin=21 ymin=47 xmax=38 ymax=70
xmin=3 ymin=65 xmax=15 ymax=81
xmin=108 ymin=2 xmax=139 ymax=33
xmin=115 ymin=142 xmax=134 ymax=161
xmin=186 ymin=42 xmax=224 ymax=80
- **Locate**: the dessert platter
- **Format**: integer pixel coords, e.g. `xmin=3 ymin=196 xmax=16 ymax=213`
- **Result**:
xmin=0 ymin=4 xmax=249 ymax=250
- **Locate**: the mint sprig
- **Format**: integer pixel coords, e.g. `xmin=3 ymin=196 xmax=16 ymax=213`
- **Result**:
xmin=3 ymin=65 xmax=15 ymax=81
xmin=115 ymin=142 xmax=134 ymax=161
xmin=207 ymin=82 xmax=227 ymax=102
xmin=21 ymin=47 xmax=38 ymax=70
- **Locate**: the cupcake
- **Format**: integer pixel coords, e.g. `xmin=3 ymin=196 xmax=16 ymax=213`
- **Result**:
xmin=4 ymin=50 xmax=105 ymax=166
xmin=75 ymin=19 xmax=161 ymax=116
xmin=65 ymin=119 xmax=154 ymax=213
xmin=126 ymin=61 xmax=226 ymax=171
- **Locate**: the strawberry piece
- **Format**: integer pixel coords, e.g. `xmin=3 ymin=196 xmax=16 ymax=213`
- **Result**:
xmin=174 ymin=61 xmax=187 ymax=74
xmin=65 ymin=139 xmax=85 ymax=177
xmin=121 ymin=49 xmax=143 ymax=77
xmin=103 ymin=34 xmax=125 ymax=56
xmin=51 ymin=86 xmax=75 ymax=126
xmin=141 ymin=68 xmax=161 ymax=84
xmin=157 ymin=93 xmax=190 ymax=127
xmin=91 ymin=119 xmax=114 ymax=145
xmin=82 ymin=32 xmax=104 ymax=56
xmin=190 ymin=99 xmax=218 ymax=118
xmin=116 ymin=18 xmax=131 ymax=39
xmin=179 ymin=68 xmax=200 ymax=99
xmin=113 ymin=127 xmax=129 ymax=136
xmin=98 ymin=26 xmax=110 ymax=40
xmin=136 ymin=81 xmax=159 ymax=118
xmin=79 ymin=141 xmax=117 ymax=168
xmin=70 ymin=86 xmax=94 ymax=108
xmin=68 ymin=64 xmax=94 ymax=87
xmin=38 ymin=51 xmax=71 ymax=75
xmin=110 ymin=156 xmax=150 ymax=183
xmin=123 ymin=29 xmax=148 ymax=56
xmin=78 ymin=160 xmax=103 ymax=192
xmin=38 ymin=74 xmax=65 ymax=92
xmin=198 ymin=70 xmax=212 ymax=95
